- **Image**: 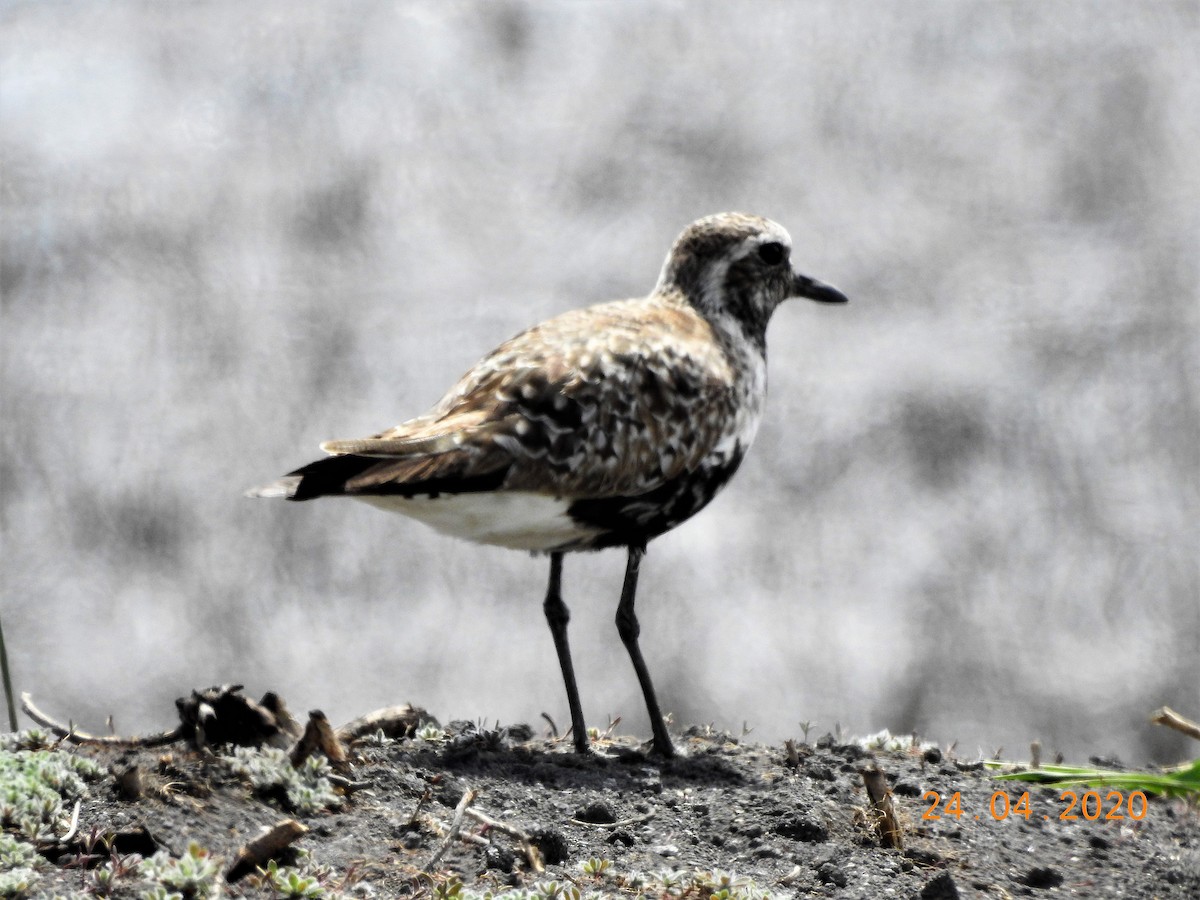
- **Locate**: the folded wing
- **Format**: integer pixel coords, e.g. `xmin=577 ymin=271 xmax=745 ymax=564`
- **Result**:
xmin=257 ymin=298 xmax=740 ymax=503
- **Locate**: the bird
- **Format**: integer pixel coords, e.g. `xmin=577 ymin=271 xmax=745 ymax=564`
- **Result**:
xmin=249 ymin=212 xmax=847 ymax=757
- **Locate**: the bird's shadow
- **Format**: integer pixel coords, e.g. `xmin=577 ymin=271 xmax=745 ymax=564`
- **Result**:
xmin=379 ymin=734 xmax=751 ymax=792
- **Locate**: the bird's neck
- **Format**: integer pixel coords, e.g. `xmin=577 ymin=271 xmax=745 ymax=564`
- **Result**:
xmin=651 ymin=286 xmax=769 ymax=400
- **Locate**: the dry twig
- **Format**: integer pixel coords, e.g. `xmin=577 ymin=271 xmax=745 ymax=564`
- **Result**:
xmin=336 ymin=704 xmax=428 ymax=743
xmin=407 ymin=788 xmax=434 ymax=827
xmin=860 ymin=765 xmax=903 ymax=850
xmin=326 ymin=773 xmax=371 ymax=793
xmin=225 ymin=819 xmax=308 ymax=882
xmin=423 ymin=789 xmax=478 ymax=873
xmin=568 ymin=809 xmax=656 ymax=830
xmin=54 ymin=799 xmax=82 ymax=846
xmin=1152 ymin=706 xmax=1200 ymax=742
xmin=290 ymin=710 xmax=350 ymax=773
xmin=21 ymin=693 xmax=183 ymax=747
xmin=784 ymin=739 xmax=801 ymax=769
xmin=465 ymin=807 xmax=545 ymax=873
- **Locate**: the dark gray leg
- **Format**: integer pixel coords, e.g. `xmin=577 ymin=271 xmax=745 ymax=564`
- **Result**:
xmin=615 ymin=545 xmax=676 ymax=757
xmin=543 ymin=552 xmax=589 ymax=753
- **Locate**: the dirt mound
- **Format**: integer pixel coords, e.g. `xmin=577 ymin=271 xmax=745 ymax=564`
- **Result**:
xmin=5 ymin=712 xmax=1199 ymax=898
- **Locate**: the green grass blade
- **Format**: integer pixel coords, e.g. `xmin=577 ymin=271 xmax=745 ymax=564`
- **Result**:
xmin=985 ymin=758 xmax=1200 ymax=799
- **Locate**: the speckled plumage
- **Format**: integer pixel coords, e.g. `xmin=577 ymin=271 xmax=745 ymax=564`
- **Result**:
xmin=262 ymin=213 xmax=843 ymax=550
xmin=251 ymin=212 xmax=847 ymax=756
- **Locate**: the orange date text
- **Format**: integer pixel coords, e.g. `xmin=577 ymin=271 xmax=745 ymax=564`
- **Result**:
xmin=922 ymin=789 xmax=1147 ymax=822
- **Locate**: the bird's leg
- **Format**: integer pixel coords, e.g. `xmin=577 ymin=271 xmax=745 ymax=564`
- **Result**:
xmin=615 ymin=545 xmax=676 ymax=757
xmin=543 ymin=551 xmax=589 ymax=753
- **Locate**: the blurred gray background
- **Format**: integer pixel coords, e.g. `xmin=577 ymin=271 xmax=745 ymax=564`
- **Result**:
xmin=2 ymin=1 xmax=1197 ymax=765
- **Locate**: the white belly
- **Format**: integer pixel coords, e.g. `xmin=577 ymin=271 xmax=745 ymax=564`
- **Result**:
xmin=355 ymin=491 xmax=602 ymax=552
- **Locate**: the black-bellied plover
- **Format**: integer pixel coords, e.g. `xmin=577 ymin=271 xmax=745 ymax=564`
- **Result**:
xmin=250 ymin=212 xmax=847 ymax=756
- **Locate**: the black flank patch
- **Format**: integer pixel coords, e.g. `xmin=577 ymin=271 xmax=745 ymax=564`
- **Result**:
xmin=568 ymin=447 xmax=746 ymax=549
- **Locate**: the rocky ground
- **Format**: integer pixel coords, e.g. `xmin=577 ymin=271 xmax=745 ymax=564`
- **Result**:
xmin=4 ymin=706 xmax=1199 ymax=899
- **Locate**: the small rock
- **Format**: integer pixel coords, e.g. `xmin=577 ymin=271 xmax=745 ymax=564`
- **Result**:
xmin=398 ymin=832 xmax=423 ymax=851
xmin=652 ymin=844 xmax=680 ymax=857
xmin=1020 ymin=866 xmax=1064 ymax=888
xmin=483 ymin=844 xmax=516 ymax=872
xmin=905 ymin=848 xmax=944 ymax=867
xmin=816 ymin=860 xmax=848 ymax=887
xmin=606 ymin=829 xmax=635 ymax=847
xmin=574 ymin=801 xmax=617 ymax=824
xmin=923 ymin=747 xmax=943 ymax=764
xmin=920 ymin=871 xmax=960 ymax=899
xmin=773 ymin=814 xmax=829 ymax=842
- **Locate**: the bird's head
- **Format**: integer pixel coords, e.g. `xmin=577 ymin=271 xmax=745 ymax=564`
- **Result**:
xmin=656 ymin=212 xmax=847 ymax=349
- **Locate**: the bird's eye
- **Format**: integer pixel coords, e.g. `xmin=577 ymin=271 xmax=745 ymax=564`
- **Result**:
xmin=757 ymin=242 xmax=787 ymax=266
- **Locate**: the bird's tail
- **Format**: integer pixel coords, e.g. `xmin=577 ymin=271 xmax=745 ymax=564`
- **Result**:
xmin=245 ymin=454 xmax=385 ymax=502
xmin=244 ymin=475 xmax=302 ymax=500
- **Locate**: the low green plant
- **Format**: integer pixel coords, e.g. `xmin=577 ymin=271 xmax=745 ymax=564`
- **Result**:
xmin=225 ymin=747 xmax=341 ymax=815
xmin=428 ymin=875 xmax=595 ymax=900
xmin=139 ymin=842 xmax=220 ymax=898
xmin=82 ymin=844 xmax=143 ymax=897
xmin=610 ymin=867 xmax=772 ymax=900
xmin=0 ymin=748 xmax=103 ymax=843
xmin=417 ymin=724 xmax=446 ymax=743
xmin=139 ymin=886 xmax=186 ymax=900
xmin=90 ymin=860 xmax=118 ymax=896
xmin=264 ymin=858 xmax=325 ymax=898
xmin=0 ymin=731 xmax=52 ymax=753
xmin=0 ymin=833 xmax=42 ymax=898
xmin=579 ymin=857 xmax=612 ymax=877
xmin=256 ymin=851 xmax=355 ymax=899
xmin=0 ymin=866 xmax=36 ymax=898
xmin=855 ymin=728 xmax=936 ymax=754
xmin=0 ymin=833 xmax=41 ymax=871
xmin=425 ymin=866 xmax=770 ymax=900
xmin=354 ymin=729 xmax=394 ymax=747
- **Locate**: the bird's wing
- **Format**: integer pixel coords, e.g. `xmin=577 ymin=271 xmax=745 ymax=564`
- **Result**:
xmin=319 ymin=434 xmax=460 ymax=457
xmin=297 ymin=298 xmax=740 ymax=500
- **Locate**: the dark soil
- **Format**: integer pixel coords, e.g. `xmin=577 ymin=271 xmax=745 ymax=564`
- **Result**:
xmin=23 ymin=719 xmax=1200 ymax=898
